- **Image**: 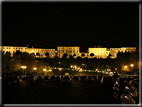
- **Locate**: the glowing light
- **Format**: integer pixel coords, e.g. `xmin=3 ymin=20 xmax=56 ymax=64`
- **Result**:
xmin=49 ymin=69 xmax=52 ymax=72
xmin=125 ymin=66 xmax=127 ymax=68
xmin=33 ymin=67 xmax=37 ymax=70
xmin=43 ymin=69 xmax=47 ymax=71
xmin=21 ymin=66 xmax=26 ymax=69
xmin=130 ymin=64 xmax=134 ymax=67
xmin=59 ymin=68 xmax=62 ymax=71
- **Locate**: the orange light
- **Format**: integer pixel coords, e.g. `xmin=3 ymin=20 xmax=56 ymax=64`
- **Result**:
xmin=130 ymin=64 xmax=134 ymax=67
xmin=21 ymin=66 xmax=26 ymax=69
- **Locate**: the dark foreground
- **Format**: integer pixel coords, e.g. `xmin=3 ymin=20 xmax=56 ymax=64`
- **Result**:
xmin=3 ymin=80 xmax=120 ymax=104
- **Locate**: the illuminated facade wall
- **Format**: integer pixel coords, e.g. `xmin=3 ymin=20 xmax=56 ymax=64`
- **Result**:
xmin=109 ymin=48 xmax=121 ymax=59
xmin=79 ymin=52 xmax=88 ymax=59
xmin=109 ymin=47 xmax=136 ymax=59
xmin=2 ymin=46 xmax=27 ymax=57
xmin=2 ymin=46 xmax=55 ymax=58
xmin=2 ymin=46 xmax=136 ymax=59
xmin=57 ymin=46 xmax=80 ymax=58
xmin=88 ymin=47 xmax=110 ymax=59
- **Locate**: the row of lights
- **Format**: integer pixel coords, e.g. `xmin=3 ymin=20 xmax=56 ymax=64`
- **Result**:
xmin=124 ymin=64 xmax=134 ymax=68
xmin=21 ymin=66 xmax=52 ymax=74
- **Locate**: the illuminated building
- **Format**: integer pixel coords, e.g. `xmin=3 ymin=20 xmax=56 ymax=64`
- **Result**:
xmin=57 ymin=46 xmax=80 ymax=58
xmin=2 ymin=45 xmax=136 ymax=59
xmin=2 ymin=46 xmax=27 ymax=57
xmin=88 ymin=46 xmax=110 ymax=59
xmin=2 ymin=46 xmax=55 ymax=58
xmin=109 ymin=47 xmax=136 ymax=59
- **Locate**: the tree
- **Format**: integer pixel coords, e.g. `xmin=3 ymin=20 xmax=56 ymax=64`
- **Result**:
xmin=2 ymin=51 xmax=11 ymax=78
xmin=129 ymin=51 xmax=139 ymax=73
xmin=68 ymin=55 xmax=75 ymax=65
xmin=75 ymin=56 xmax=82 ymax=67
xmin=53 ymin=55 xmax=60 ymax=68
xmin=61 ymin=53 xmax=68 ymax=66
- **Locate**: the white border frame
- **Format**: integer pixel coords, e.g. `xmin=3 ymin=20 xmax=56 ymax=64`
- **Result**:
xmin=1 ymin=0 xmax=141 ymax=107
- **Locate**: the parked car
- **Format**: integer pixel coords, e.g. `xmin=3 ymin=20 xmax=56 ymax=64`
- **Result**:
xmin=80 ymin=75 xmax=87 ymax=82
xmin=113 ymin=77 xmax=135 ymax=101
xmin=100 ymin=76 xmax=113 ymax=87
xmin=121 ymin=78 xmax=139 ymax=104
xmin=87 ymin=76 xmax=94 ymax=82
xmin=62 ymin=76 xmax=72 ymax=84
xmin=73 ymin=75 xmax=80 ymax=82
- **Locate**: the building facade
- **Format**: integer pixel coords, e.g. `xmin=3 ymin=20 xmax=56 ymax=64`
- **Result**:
xmin=2 ymin=46 xmax=55 ymax=58
xmin=88 ymin=46 xmax=110 ymax=59
xmin=2 ymin=45 xmax=136 ymax=59
xmin=109 ymin=47 xmax=136 ymax=59
xmin=57 ymin=46 xmax=80 ymax=58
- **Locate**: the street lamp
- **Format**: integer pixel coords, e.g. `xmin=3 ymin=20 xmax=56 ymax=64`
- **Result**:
xmin=43 ymin=68 xmax=47 ymax=72
xmin=124 ymin=66 xmax=127 ymax=69
xmin=130 ymin=64 xmax=134 ymax=73
xmin=21 ymin=66 xmax=27 ymax=75
xmin=59 ymin=62 xmax=61 ymax=67
xmin=33 ymin=67 xmax=38 ymax=75
xmin=59 ymin=68 xmax=62 ymax=75
xmin=43 ymin=68 xmax=47 ymax=76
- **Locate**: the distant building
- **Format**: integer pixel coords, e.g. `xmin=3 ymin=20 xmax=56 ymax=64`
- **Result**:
xmin=109 ymin=47 xmax=136 ymax=59
xmin=2 ymin=45 xmax=136 ymax=59
xmin=2 ymin=46 xmax=27 ymax=57
xmin=2 ymin=46 xmax=55 ymax=58
xmin=88 ymin=46 xmax=110 ymax=59
xmin=57 ymin=46 xmax=80 ymax=58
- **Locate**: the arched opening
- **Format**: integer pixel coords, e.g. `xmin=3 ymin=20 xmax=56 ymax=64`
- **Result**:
xmin=36 ymin=52 xmax=40 ymax=56
xmin=90 ymin=53 xmax=94 ymax=56
xmin=81 ymin=53 xmax=85 ymax=57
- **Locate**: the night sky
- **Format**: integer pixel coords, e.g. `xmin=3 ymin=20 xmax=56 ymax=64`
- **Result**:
xmin=2 ymin=2 xmax=139 ymax=52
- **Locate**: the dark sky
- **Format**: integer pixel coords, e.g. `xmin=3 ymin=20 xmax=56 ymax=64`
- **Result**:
xmin=2 ymin=2 xmax=139 ymax=52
